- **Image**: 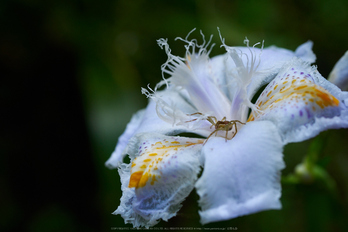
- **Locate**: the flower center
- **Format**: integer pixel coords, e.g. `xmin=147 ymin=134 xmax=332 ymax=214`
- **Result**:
xmin=205 ymin=116 xmax=245 ymax=143
xmin=186 ymin=112 xmax=246 ymax=143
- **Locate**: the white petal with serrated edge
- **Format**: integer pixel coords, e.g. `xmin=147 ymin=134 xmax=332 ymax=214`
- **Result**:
xmin=115 ymin=133 xmax=204 ymax=228
xmin=249 ymin=58 xmax=348 ymax=143
xmin=195 ymin=121 xmax=284 ymax=224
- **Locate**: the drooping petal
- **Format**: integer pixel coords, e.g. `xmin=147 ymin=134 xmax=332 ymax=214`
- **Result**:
xmin=249 ymin=58 xmax=348 ymax=143
xmin=328 ymin=51 xmax=348 ymax=90
xmin=115 ymin=133 xmax=204 ymax=227
xmin=106 ymin=109 xmax=145 ymax=168
xmin=195 ymin=121 xmax=284 ymax=224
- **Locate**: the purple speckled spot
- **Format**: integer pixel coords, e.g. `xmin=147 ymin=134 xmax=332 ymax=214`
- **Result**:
xmin=305 ymin=108 xmax=312 ymax=119
xmin=299 ymin=110 xmax=303 ymax=117
xmin=294 ymin=71 xmax=297 ymax=74
xmin=300 ymin=72 xmax=304 ymax=75
xmin=291 ymin=114 xmax=294 ymax=119
xmin=291 ymin=68 xmax=294 ymax=70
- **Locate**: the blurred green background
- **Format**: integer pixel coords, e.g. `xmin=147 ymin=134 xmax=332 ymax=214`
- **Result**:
xmin=1 ymin=0 xmax=348 ymax=231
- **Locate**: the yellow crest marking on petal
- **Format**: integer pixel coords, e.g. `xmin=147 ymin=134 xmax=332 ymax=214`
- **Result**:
xmin=248 ymin=69 xmax=340 ymax=121
xmin=128 ymin=138 xmax=204 ymax=189
xmin=137 ymin=172 xmax=150 ymax=188
xmin=128 ymin=171 xmax=143 ymax=188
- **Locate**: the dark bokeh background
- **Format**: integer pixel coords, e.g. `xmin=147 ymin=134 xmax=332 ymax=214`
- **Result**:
xmin=1 ymin=0 xmax=348 ymax=231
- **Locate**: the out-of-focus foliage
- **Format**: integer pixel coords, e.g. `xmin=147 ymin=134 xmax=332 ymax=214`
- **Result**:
xmin=1 ymin=0 xmax=348 ymax=231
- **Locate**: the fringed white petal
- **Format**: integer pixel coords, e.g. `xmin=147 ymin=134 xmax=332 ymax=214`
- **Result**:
xmin=115 ymin=133 xmax=204 ymax=227
xmin=195 ymin=121 xmax=284 ymax=224
xmin=158 ymin=31 xmax=231 ymax=120
xmin=250 ymin=58 xmax=348 ymax=143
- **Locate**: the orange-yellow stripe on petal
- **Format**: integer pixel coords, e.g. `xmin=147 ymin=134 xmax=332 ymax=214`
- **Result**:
xmin=138 ymin=172 xmax=150 ymax=188
xmin=128 ymin=171 xmax=144 ymax=188
xmin=250 ymin=64 xmax=341 ymax=123
xmin=128 ymin=137 xmax=204 ymax=188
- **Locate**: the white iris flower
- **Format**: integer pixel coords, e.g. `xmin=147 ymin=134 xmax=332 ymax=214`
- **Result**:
xmin=106 ymin=29 xmax=348 ymax=227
